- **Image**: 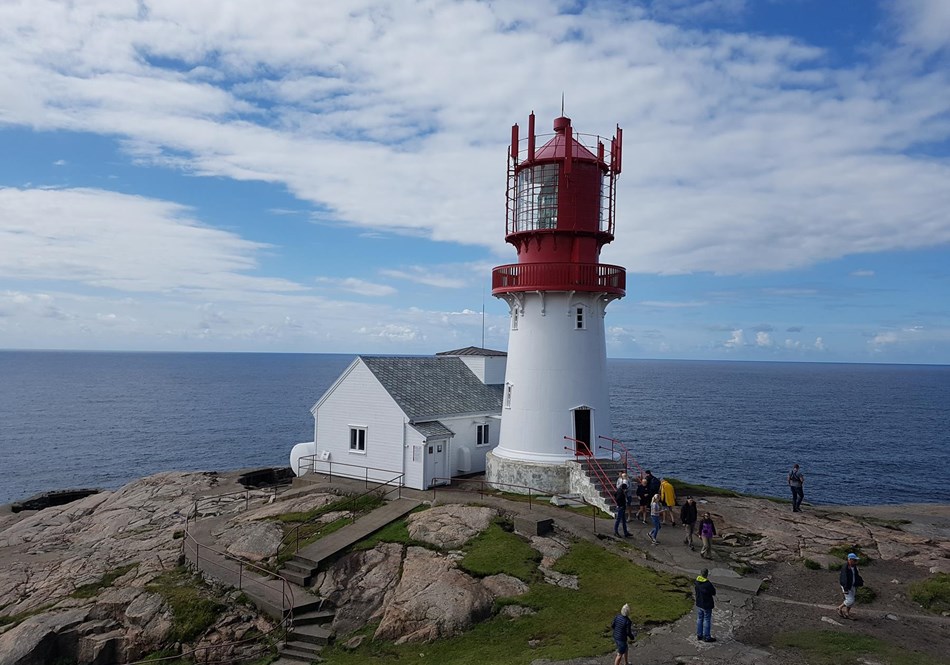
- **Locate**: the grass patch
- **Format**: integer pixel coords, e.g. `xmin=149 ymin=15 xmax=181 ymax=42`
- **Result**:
xmin=70 ymin=563 xmax=138 ymax=599
xmin=663 ymin=477 xmax=741 ymax=498
xmin=909 ymin=573 xmax=950 ymax=613
xmin=774 ymin=629 xmax=941 ymax=665
xmin=855 ymin=586 xmax=876 ymax=604
xmin=803 ymin=558 xmax=822 ymax=570
xmin=828 ymin=545 xmax=873 ymax=565
xmin=275 ymin=492 xmax=385 ymax=524
xmin=146 ymin=567 xmax=225 ymax=642
xmin=460 ymin=521 xmax=542 ymax=583
xmin=319 ymin=539 xmax=692 ymax=665
xmin=0 ymin=604 xmax=54 ymax=629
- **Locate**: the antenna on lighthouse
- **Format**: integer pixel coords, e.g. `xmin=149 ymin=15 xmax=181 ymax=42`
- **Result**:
xmin=561 ymin=93 xmax=565 ymax=116
xmin=481 ymin=292 xmax=486 ymax=348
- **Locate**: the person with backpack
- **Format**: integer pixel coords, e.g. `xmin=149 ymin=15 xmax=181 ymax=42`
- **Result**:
xmin=694 ymin=568 xmax=717 ymax=642
xmin=611 ymin=602 xmax=637 ymax=665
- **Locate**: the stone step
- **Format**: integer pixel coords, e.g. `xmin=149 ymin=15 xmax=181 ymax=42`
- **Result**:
xmin=284 ymin=639 xmax=325 ymax=656
xmin=280 ymin=645 xmax=323 ymax=663
xmin=292 ymin=623 xmax=333 ymax=645
xmin=282 ymin=558 xmax=313 ymax=575
xmin=294 ymin=608 xmax=336 ymax=625
xmin=280 ymin=569 xmax=310 ymax=587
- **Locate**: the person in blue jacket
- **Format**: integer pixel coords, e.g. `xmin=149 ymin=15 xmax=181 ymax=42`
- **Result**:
xmin=614 ymin=483 xmax=631 ymax=537
xmin=611 ymin=602 xmax=637 ymax=665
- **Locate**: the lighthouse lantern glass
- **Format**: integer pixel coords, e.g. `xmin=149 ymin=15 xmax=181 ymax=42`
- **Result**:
xmin=514 ymin=164 xmax=559 ymax=232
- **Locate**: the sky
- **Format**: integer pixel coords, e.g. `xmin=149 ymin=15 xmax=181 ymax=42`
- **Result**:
xmin=1 ymin=0 xmax=949 ymax=364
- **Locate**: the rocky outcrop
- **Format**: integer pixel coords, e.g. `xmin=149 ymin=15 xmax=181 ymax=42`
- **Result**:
xmin=312 ymin=542 xmax=404 ymax=635
xmin=218 ymin=521 xmax=283 ymax=562
xmin=406 ymin=505 xmax=495 ymax=549
xmin=374 ymin=546 xmax=494 ymax=644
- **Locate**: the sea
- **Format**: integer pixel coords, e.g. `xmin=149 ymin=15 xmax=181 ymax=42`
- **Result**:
xmin=1 ymin=351 xmax=948 ymax=507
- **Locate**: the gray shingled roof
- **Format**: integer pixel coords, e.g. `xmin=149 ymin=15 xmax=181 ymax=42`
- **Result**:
xmin=361 ymin=356 xmax=502 ymax=421
xmin=436 ymin=346 xmax=507 ymax=357
xmin=410 ymin=421 xmax=455 ymax=439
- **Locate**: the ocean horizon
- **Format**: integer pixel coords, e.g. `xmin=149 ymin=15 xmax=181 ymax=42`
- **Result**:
xmin=2 ymin=350 xmax=948 ymax=507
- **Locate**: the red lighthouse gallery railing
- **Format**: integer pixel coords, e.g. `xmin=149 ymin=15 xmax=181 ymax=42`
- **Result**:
xmin=491 ymin=262 xmax=626 ymax=296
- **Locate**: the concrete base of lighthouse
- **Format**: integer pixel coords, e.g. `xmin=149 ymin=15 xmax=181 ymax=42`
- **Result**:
xmin=485 ymin=451 xmax=572 ymax=495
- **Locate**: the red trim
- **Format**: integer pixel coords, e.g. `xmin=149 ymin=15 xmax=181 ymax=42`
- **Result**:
xmin=492 ymin=262 xmax=625 ymax=296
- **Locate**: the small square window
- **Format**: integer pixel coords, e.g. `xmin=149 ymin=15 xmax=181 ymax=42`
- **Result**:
xmin=574 ymin=306 xmax=585 ymax=330
xmin=349 ymin=426 xmax=366 ymax=453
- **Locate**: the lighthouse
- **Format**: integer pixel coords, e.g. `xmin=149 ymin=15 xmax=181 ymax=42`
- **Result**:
xmin=486 ymin=112 xmax=625 ymax=495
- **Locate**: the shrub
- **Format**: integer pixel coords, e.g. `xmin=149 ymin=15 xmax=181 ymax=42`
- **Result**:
xmin=909 ymin=573 xmax=950 ymax=613
xmin=803 ymin=558 xmax=822 ymax=570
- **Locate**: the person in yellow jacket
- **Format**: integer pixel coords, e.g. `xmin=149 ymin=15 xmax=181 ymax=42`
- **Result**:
xmin=659 ymin=478 xmax=677 ymax=525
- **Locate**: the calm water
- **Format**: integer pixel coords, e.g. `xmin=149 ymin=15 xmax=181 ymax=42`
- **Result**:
xmin=1 ymin=351 xmax=947 ymax=506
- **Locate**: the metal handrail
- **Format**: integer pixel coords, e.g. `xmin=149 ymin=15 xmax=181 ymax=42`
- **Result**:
xmin=190 ymin=486 xmax=281 ymax=520
xmin=157 ymin=514 xmax=295 ymax=665
xmin=276 ymin=471 xmax=405 ymax=558
xmin=564 ymin=437 xmax=619 ymax=507
xmin=429 ymin=477 xmax=606 ymax=534
xmin=297 ymin=455 xmax=406 ymax=490
xmin=598 ymin=435 xmax=644 ymax=479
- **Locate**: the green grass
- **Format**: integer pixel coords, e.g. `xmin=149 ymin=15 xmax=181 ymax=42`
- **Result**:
xmin=146 ymin=567 xmax=225 ymax=643
xmin=349 ymin=515 xmax=433 ymax=553
xmin=803 ymin=558 xmax=822 ymax=570
xmin=855 ymin=586 xmax=876 ymax=604
xmin=460 ymin=521 xmax=542 ymax=583
xmin=0 ymin=604 xmax=54 ymax=629
xmin=828 ymin=545 xmax=873 ymax=565
xmin=662 ymin=477 xmax=742 ymax=498
xmin=319 ymin=538 xmax=692 ymax=665
xmin=275 ymin=492 xmax=385 ymax=524
xmin=774 ymin=629 xmax=942 ymax=665
xmin=909 ymin=573 xmax=950 ymax=613
xmin=70 ymin=563 xmax=138 ymax=599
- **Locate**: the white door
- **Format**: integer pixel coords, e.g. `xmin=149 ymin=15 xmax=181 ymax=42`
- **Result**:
xmin=425 ymin=439 xmax=449 ymax=487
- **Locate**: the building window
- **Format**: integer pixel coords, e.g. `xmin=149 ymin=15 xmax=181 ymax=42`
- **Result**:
xmin=511 ymin=308 xmax=519 ymax=330
xmin=349 ymin=426 xmax=366 ymax=453
xmin=575 ymin=305 xmax=586 ymax=330
xmin=476 ymin=423 xmax=490 ymax=446
xmin=505 ymin=383 xmax=513 ymax=409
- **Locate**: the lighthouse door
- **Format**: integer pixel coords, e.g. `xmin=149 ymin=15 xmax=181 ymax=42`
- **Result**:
xmin=425 ymin=439 xmax=449 ymax=488
xmin=573 ymin=409 xmax=592 ymax=456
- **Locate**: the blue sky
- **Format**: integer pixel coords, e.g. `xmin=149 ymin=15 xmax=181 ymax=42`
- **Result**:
xmin=1 ymin=0 xmax=948 ymax=363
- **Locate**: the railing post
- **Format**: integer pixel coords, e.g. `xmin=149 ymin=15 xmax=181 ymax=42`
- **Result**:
xmin=195 ymin=541 xmax=200 ymax=568
xmin=245 ymin=492 xmax=249 ymax=511
xmin=528 ymin=488 xmax=532 ymax=510
xmin=295 ymin=526 xmax=300 ymax=553
xmin=239 ymin=561 xmax=243 ymax=589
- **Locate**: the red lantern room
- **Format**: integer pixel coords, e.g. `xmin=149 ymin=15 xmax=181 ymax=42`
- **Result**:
xmin=492 ymin=113 xmax=625 ymax=297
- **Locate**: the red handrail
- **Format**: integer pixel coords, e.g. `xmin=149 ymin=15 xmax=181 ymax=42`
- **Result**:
xmin=564 ymin=437 xmax=618 ymax=507
xmin=598 ymin=435 xmax=644 ymax=479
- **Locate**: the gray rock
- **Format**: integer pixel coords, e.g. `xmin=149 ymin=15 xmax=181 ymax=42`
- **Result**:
xmin=220 ymin=521 xmax=283 ymax=562
xmin=481 ymin=573 xmax=529 ymax=598
xmin=374 ymin=546 xmax=493 ymax=644
xmin=406 ymin=505 xmax=495 ymax=549
xmin=0 ymin=608 xmax=89 ymax=665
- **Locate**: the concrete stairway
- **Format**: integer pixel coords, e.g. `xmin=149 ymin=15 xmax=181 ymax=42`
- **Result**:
xmin=575 ymin=458 xmax=628 ymax=514
xmin=280 ymin=600 xmax=336 ymax=663
xmin=278 ymin=496 xmax=422 ymax=586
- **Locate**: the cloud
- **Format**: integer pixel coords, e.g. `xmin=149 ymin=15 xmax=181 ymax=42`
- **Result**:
xmin=379 ymin=267 xmax=470 ymax=289
xmin=0 ymin=187 xmax=305 ymax=298
xmin=786 ymin=325 xmax=804 ymax=333
xmin=315 ymin=277 xmax=397 ymax=297
xmin=0 ymin=1 xmax=947 ymax=280
xmin=887 ymin=0 xmax=950 ymax=53
xmin=723 ymin=329 xmax=745 ymax=348
xmin=814 ymin=337 xmax=825 ymax=351
xmin=751 ymin=323 xmax=774 ymax=332
xmin=755 ymin=331 xmax=773 ymax=347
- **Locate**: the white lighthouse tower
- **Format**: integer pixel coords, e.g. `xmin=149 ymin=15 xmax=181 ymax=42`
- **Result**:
xmin=486 ymin=112 xmax=625 ymax=494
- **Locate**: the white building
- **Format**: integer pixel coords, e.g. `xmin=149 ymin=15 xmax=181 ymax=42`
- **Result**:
xmin=290 ymin=347 xmax=506 ymax=490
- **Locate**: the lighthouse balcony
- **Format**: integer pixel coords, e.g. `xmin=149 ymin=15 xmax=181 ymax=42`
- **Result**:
xmin=491 ymin=262 xmax=625 ymax=296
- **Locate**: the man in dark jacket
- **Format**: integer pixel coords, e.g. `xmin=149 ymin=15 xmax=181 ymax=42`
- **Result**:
xmin=644 ymin=470 xmax=660 ymax=501
xmin=694 ymin=568 xmax=717 ymax=642
xmin=614 ymin=484 xmax=630 ymax=537
xmin=680 ymin=496 xmax=698 ymax=550
xmin=837 ymin=553 xmax=863 ymax=619
xmin=611 ymin=603 xmax=637 ymax=665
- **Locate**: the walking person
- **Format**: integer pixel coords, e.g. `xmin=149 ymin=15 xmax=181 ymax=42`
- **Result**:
xmin=681 ymin=496 xmax=698 ymax=550
xmin=614 ymin=483 xmax=631 ymax=538
xmin=636 ymin=477 xmax=649 ymax=523
xmin=644 ymin=470 xmax=660 ymax=503
xmin=698 ymin=512 xmax=717 ymax=559
xmin=660 ymin=477 xmax=677 ymax=525
xmin=617 ymin=471 xmax=634 ymax=522
xmin=611 ymin=603 xmax=637 ymax=665
xmin=837 ymin=553 xmax=864 ymax=619
xmin=694 ymin=568 xmax=717 ymax=642
xmin=649 ymin=492 xmax=662 ymax=544
xmin=788 ymin=464 xmax=805 ymax=512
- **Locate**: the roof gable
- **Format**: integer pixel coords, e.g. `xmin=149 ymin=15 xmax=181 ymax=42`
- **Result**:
xmin=360 ymin=355 xmax=502 ymax=420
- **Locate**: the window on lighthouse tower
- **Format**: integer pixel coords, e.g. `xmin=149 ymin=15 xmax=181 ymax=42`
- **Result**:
xmin=575 ymin=305 xmax=586 ymax=330
xmin=514 ymin=164 xmax=559 ymax=232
